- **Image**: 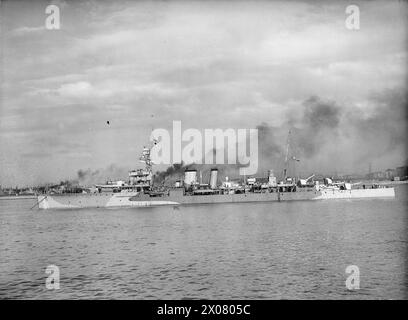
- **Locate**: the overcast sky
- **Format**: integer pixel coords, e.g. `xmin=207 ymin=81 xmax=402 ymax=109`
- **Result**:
xmin=0 ymin=0 xmax=407 ymax=186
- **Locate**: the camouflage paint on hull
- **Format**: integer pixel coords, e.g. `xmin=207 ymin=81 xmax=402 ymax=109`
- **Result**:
xmin=37 ymin=192 xmax=179 ymax=209
xmin=37 ymin=187 xmax=395 ymax=209
xmin=314 ymin=187 xmax=395 ymax=199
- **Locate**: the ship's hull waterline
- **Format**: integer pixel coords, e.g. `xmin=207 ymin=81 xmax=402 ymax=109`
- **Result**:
xmin=36 ymin=187 xmax=396 ymax=210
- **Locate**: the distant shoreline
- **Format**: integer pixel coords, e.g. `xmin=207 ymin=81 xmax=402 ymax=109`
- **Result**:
xmin=376 ymin=180 xmax=408 ymax=186
xmin=0 ymin=180 xmax=407 ymax=200
xmin=0 ymin=195 xmax=36 ymax=200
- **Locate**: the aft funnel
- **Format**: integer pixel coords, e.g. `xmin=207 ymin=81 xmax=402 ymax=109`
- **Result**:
xmin=209 ymin=169 xmax=218 ymax=189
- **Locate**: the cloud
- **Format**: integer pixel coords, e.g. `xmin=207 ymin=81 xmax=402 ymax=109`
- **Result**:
xmin=0 ymin=0 xmax=407 ymax=186
xmin=11 ymin=26 xmax=46 ymax=36
xmin=57 ymin=81 xmax=93 ymax=97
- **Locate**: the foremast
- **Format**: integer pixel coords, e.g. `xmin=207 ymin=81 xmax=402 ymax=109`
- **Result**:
xmin=128 ymin=139 xmax=157 ymax=190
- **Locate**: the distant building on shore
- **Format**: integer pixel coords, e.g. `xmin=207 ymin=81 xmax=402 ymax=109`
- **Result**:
xmin=396 ymin=166 xmax=408 ymax=180
xmin=367 ymin=171 xmax=386 ymax=180
xmin=366 ymin=165 xmax=407 ymax=181
xmin=385 ymin=169 xmax=396 ymax=180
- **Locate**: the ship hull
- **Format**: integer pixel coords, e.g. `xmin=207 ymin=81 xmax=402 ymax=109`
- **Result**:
xmin=314 ymin=187 xmax=395 ymax=199
xmin=36 ymin=187 xmax=395 ymax=209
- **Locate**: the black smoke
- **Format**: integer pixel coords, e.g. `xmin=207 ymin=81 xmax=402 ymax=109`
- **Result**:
xmin=258 ymin=89 xmax=407 ymax=176
xmin=77 ymin=164 xmax=128 ymax=186
xmin=76 ymin=88 xmax=407 ymax=184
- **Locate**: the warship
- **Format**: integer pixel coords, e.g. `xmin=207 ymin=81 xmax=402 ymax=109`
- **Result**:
xmin=36 ymin=134 xmax=395 ymax=209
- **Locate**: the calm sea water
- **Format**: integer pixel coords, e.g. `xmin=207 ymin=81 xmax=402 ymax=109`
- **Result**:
xmin=1 ymin=186 xmax=407 ymax=299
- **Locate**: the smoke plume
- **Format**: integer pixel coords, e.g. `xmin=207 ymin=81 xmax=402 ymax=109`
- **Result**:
xmin=76 ymin=88 xmax=406 ymax=185
xmin=156 ymin=88 xmax=407 ymax=181
xmin=77 ymin=164 xmax=129 ymax=186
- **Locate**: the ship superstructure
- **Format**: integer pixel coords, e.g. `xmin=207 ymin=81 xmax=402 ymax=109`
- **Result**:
xmin=95 ymin=141 xmax=155 ymax=193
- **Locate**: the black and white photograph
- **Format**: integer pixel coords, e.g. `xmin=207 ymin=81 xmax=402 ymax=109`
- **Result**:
xmin=0 ymin=0 xmax=407 ymax=306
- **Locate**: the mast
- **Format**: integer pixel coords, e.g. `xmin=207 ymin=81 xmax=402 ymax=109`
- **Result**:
xmin=283 ymin=130 xmax=291 ymax=181
xmin=139 ymin=139 xmax=157 ymax=173
xmin=133 ymin=138 xmax=158 ymax=188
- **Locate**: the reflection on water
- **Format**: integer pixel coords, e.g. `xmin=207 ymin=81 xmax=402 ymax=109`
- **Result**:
xmin=0 ymin=186 xmax=407 ymax=299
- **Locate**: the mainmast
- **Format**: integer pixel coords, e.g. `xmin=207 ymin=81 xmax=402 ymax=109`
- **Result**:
xmin=283 ymin=130 xmax=291 ymax=181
